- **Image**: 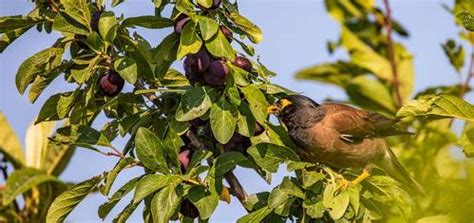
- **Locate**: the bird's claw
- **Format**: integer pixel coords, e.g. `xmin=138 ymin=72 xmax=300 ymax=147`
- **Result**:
xmin=335 ymin=178 xmax=352 ymax=191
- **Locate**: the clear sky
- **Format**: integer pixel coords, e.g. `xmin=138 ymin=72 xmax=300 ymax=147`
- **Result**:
xmin=0 ymin=0 xmax=469 ymax=222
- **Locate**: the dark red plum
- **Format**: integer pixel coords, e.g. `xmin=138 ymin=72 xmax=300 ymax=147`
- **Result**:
xmin=174 ymin=14 xmax=191 ymax=34
xmin=203 ymin=60 xmax=228 ymax=86
xmin=184 ymin=48 xmax=211 ymax=75
xmin=233 ymin=56 xmax=252 ymax=72
xmin=254 ymin=123 xmax=264 ymax=136
xmin=220 ymin=25 xmax=233 ymax=42
xmin=99 ymin=70 xmax=124 ymax=97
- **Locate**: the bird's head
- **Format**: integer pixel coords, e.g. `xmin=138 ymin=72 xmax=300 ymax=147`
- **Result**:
xmin=267 ymin=95 xmax=322 ymax=127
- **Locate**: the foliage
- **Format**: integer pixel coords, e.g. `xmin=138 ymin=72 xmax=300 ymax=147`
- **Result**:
xmin=0 ymin=0 xmax=473 ymax=222
xmin=296 ymin=0 xmax=474 ymax=222
xmin=0 ymin=113 xmax=73 ymax=222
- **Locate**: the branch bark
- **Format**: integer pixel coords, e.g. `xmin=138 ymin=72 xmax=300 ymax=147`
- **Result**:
xmin=383 ymin=0 xmax=403 ymax=107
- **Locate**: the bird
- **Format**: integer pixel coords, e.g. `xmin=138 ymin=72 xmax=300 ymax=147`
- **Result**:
xmin=267 ymin=94 xmax=423 ymax=193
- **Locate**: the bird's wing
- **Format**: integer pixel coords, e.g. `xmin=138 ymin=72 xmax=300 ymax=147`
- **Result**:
xmin=321 ymin=103 xmax=408 ymax=140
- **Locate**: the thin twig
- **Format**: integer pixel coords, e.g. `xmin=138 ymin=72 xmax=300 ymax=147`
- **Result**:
xmin=383 ymin=0 xmax=403 ymax=107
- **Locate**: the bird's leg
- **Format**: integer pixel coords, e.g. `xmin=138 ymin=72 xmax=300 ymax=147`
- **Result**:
xmin=336 ymin=170 xmax=371 ymax=191
xmin=351 ymin=169 xmax=370 ymax=186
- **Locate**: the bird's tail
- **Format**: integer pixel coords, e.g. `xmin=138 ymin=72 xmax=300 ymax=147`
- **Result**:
xmin=378 ymin=147 xmax=425 ymax=195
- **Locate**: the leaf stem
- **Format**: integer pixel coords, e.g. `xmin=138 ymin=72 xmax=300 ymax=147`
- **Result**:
xmin=383 ymin=0 xmax=403 ymax=107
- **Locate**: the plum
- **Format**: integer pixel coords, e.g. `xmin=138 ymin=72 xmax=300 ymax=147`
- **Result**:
xmin=254 ymin=122 xmax=264 ymax=136
xmin=99 ymin=70 xmax=124 ymax=97
xmin=184 ymin=48 xmax=211 ymax=75
xmin=180 ymin=199 xmax=199 ymax=219
xmin=174 ymin=14 xmax=190 ymax=34
xmin=220 ymin=25 xmax=233 ymax=42
xmin=91 ymin=10 xmax=101 ymax=32
xmin=233 ymin=56 xmax=252 ymax=72
xmin=179 ymin=147 xmax=193 ymax=173
xmin=203 ymin=60 xmax=228 ymax=86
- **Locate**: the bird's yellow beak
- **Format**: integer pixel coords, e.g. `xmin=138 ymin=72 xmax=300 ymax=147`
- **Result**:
xmin=267 ymin=99 xmax=292 ymax=114
xmin=267 ymin=104 xmax=279 ymax=114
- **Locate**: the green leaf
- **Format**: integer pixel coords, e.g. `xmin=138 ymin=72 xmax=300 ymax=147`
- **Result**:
xmin=323 ymin=184 xmax=350 ymax=219
xmin=102 ymin=157 xmax=135 ymax=196
xmin=197 ymin=15 xmax=219 ymax=41
xmin=86 ymin=32 xmax=106 ymax=52
xmin=46 ymin=175 xmax=102 ymax=223
xmin=346 ymin=76 xmax=397 ymax=114
xmin=98 ymin=11 xmax=118 ymax=43
xmin=3 ymin=168 xmax=59 ymax=205
xmin=458 ymin=122 xmax=474 ymax=157
xmin=29 ymin=62 xmax=72 ymax=103
xmin=341 ymin=27 xmax=393 ymax=81
xmin=247 ymin=143 xmax=299 ymax=172
xmin=153 ymin=33 xmax=180 ymax=80
xmin=135 ymin=128 xmax=169 ymax=173
xmin=210 ymin=99 xmax=237 ymax=144
xmin=98 ymin=177 xmax=140 ymax=219
xmin=60 ymin=0 xmax=92 ymax=30
xmin=244 ymin=192 xmax=269 ymax=211
xmin=53 ymin=125 xmax=111 ymax=148
xmin=295 ymin=61 xmax=364 ymax=86
xmin=151 ymin=184 xmax=182 ymax=223
xmin=57 ymin=90 xmax=79 ymax=119
xmin=0 ymin=112 xmax=24 ymax=168
xmin=52 ymin=12 xmax=89 ymax=35
xmin=187 ymin=186 xmax=219 ymax=219
xmin=16 ymin=47 xmax=64 ymax=94
xmin=397 ymin=94 xmax=474 ymax=121
xmin=196 ymin=0 xmax=213 ymax=8
xmin=133 ymin=174 xmax=182 ymax=203
xmin=457 ymin=12 xmax=474 ymax=31
xmin=122 ymin=16 xmax=173 ymax=29
xmin=214 ymin=152 xmax=247 ymax=177
xmin=42 ymin=141 xmax=75 ymax=176
xmin=240 ymin=85 xmax=268 ymax=124
xmin=177 ymin=21 xmax=202 ymax=60
xmin=237 ymin=207 xmax=272 ymax=223
xmin=229 ymin=12 xmax=263 ymax=44
xmin=442 ymin=39 xmax=465 ymax=73
xmin=112 ymin=201 xmax=139 ymax=223
xmin=1 ymin=26 xmax=32 ymax=53
xmin=0 ymin=15 xmax=43 ymax=33
xmin=205 ymin=30 xmax=236 ymax=60
xmin=175 ymin=87 xmax=212 ymax=122
xmin=302 ymin=171 xmax=325 ymax=189
xmin=114 ymin=56 xmax=138 ymax=84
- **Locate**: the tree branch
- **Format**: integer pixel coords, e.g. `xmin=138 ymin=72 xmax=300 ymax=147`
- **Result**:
xmin=134 ymin=80 xmax=250 ymax=210
xmin=186 ymin=131 xmax=250 ymax=212
xmin=383 ymin=0 xmax=403 ymax=107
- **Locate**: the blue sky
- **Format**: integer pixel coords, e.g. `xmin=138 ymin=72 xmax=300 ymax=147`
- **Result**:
xmin=0 ymin=0 xmax=469 ymax=222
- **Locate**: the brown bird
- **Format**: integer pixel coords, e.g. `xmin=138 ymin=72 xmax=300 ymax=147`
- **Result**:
xmin=267 ymin=95 xmax=423 ymax=193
